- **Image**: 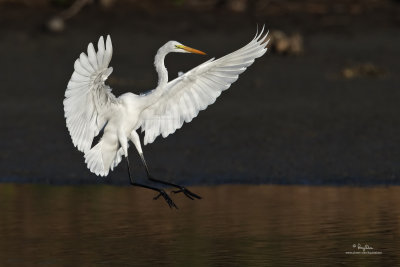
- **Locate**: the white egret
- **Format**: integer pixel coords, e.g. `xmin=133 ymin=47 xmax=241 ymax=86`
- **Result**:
xmin=64 ymin=27 xmax=269 ymax=208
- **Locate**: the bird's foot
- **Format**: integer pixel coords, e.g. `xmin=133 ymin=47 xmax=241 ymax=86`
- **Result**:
xmin=172 ymin=187 xmax=202 ymax=200
xmin=153 ymin=190 xmax=178 ymax=209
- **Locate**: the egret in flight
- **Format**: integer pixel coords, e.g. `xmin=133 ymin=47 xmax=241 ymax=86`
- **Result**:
xmin=64 ymin=27 xmax=269 ymax=208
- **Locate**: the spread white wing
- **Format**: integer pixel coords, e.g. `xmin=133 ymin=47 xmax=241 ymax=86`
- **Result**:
xmin=139 ymin=28 xmax=269 ymax=145
xmin=64 ymin=35 xmax=117 ymax=153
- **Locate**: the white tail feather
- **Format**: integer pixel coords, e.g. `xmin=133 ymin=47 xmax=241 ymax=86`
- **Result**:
xmin=84 ymin=134 xmax=127 ymax=176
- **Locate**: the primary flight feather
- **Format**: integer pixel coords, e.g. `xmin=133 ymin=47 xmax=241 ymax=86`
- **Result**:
xmin=64 ymin=27 xmax=269 ymax=208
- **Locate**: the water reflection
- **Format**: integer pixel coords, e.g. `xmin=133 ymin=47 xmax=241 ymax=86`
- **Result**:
xmin=0 ymin=184 xmax=399 ymax=266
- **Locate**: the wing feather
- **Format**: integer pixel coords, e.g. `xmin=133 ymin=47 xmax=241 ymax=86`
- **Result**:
xmin=64 ymin=35 xmax=117 ymax=153
xmin=97 ymin=36 xmax=105 ymax=68
xmin=87 ymin=43 xmax=98 ymax=69
xmin=79 ymin=53 xmax=95 ymax=73
xmin=140 ymin=28 xmax=269 ymax=145
xmin=74 ymin=59 xmax=91 ymax=76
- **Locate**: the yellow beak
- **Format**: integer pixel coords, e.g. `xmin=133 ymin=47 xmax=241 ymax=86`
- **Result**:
xmin=176 ymin=45 xmax=206 ymax=55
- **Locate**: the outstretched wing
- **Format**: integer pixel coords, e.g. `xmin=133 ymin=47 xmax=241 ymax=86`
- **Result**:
xmin=64 ymin=35 xmax=117 ymax=153
xmin=139 ymin=28 xmax=269 ymax=145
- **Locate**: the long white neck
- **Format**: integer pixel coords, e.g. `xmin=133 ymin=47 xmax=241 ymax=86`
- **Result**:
xmin=140 ymin=44 xmax=171 ymax=108
xmin=154 ymin=46 xmax=169 ymax=88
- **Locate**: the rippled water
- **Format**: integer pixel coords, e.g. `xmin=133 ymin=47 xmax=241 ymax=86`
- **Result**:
xmin=0 ymin=184 xmax=398 ymax=266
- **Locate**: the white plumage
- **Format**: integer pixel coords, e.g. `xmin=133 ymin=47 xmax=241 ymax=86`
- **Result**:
xmin=64 ymin=28 xmax=269 ymax=177
xmin=64 ymin=36 xmax=116 ymax=154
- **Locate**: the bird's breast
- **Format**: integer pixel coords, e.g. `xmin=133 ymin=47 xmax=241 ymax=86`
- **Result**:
xmin=116 ymin=94 xmax=143 ymax=133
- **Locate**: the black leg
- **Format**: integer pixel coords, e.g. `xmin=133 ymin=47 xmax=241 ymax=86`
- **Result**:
xmin=126 ymin=157 xmax=177 ymax=209
xmin=139 ymin=154 xmax=202 ymax=200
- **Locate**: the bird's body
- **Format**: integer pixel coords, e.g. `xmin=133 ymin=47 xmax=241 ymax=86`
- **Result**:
xmin=64 ymin=28 xmax=269 ymax=208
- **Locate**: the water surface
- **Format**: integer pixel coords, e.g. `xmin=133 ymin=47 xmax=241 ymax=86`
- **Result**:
xmin=0 ymin=184 xmax=398 ymax=266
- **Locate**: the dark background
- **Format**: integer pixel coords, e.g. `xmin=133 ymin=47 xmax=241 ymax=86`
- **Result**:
xmin=0 ymin=0 xmax=399 ymax=185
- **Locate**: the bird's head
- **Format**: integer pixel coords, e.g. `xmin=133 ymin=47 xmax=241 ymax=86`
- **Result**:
xmin=166 ymin=41 xmax=206 ymax=55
